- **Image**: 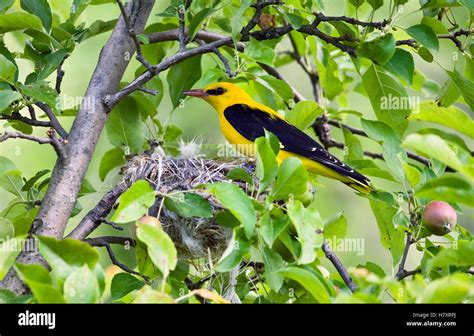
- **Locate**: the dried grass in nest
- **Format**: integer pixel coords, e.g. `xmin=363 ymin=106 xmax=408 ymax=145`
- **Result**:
xmin=121 ymin=150 xmax=253 ymax=260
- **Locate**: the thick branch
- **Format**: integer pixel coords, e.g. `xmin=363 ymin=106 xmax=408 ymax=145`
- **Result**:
xmin=68 ymin=182 xmax=129 ymax=239
xmin=0 ymin=0 xmax=156 ymax=295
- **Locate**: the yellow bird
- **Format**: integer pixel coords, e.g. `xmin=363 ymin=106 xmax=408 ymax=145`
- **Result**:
xmin=182 ymin=82 xmax=375 ymax=194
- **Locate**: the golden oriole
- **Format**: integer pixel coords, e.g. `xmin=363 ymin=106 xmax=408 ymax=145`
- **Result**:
xmin=182 ymin=82 xmax=374 ymax=194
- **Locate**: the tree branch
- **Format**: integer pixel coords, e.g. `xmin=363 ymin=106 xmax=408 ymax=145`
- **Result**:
xmin=0 ymin=130 xmax=65 ymax=160
xmin=0 ymin=0 xmax=156 ymax=295
xmin=68 ymin=182 xmax=129 ymax=240
xmin=35 ymin=102 xmax=68 ymax=140
xmin=1 ymin=112 xmax=51 ymax=127
xmin=84 ymin=236 xmax=136 ymax=247
xmin=322 ymin=241 xmax=357 ymax=292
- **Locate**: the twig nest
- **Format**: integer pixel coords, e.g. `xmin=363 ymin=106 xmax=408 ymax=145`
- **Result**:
xmin=122 ymin=150 xmax=253 ymax=259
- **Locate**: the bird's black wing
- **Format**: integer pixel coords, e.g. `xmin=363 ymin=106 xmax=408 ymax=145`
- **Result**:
xmin=223 ymin=103 xmax=370 ymax=186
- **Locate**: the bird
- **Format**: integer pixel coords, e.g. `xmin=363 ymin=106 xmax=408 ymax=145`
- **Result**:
xmin=182 ymin=82 xmax=375 ymax=194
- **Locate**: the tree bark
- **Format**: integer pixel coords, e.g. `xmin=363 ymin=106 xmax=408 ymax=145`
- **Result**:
xmin=0 ymin=0 xmax=156 ymax=294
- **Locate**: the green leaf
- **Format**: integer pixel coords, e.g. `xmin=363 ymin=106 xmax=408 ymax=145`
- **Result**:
xmin=106 ymin=97 xmax=145 ymax=154
xmin=20 ymin=0 xmax=52 ymax=32
xmin=408 ymin=101 xmax=474 ymax=139
xmin=37 ymin=49 xmax=69 ymax=81
xmin=187 ymin=7 xmax=213 ymax=41
xmin=349 ymin=0 xmax=365 ymax=8
xmin=447 ymin=70 xmax=474 ymax=111
xmin=262 ymin=247 xmax=285 ymax=292
xmin=0 ymin=90 xmax=21 ymax=111
xmin=271 ymin=157 xmax=308 ymax=200
xmin=421 ymin=16 xmax=448 ymax=34
xmin=206 ymin=182 xmax=256 ymax=239
xmin=277 ymin=267 xmax=331 ymax=303
xmin=255 ymin=136 xmax=278 ymax=193
xmin=437 ymin=79 xmax=460 ymax=107
xmin=0 ymin=55 xmax=17 ymax=82
xmin=384 ymin=48 xmax=414 ymax=85
xmin=111 ymin=180 xmax=155 ymax=223
xmin=429 ymin=240 xmax=474 ymax=270
xmin=362 ymin=65 xmax=410 ymax=137
xmin=358 ymin=33 xmax=396 ymax=65
xmin=259 ymin=211 xmax=289 ymax=248
xmin=0 ymin=0 xmax=14 ymax=14
xmin=417 ymin=46 xmax=433 ymax=62
xmin=369 ymin=199 xmax=404 ymax=265
xmin=419 ymin=274 xmax=473 ymax=303
xmin=111 ymin=273 xmax=145 ymax=301
xmin=324 ymin=212 xmax=348 ymax=240
xmin=286 ymin=101 xmax=323 ymax=130
xmin=246 ymin=38 xmax=275 ymax=66
xmin=226 ymin=167 xmax=254 ymax=185
xmin=215 ymin=228 xmax=250 ymax=272
xmin=37 ymin=236 xmax=99 ymax=288
xmin=416 ymin=174 xmax=474 ymax=207
xmin=287 ymin=199 xmax=323 ymax=264
xmin=406 ymin=24 xmax=439 ymax=51
xmin=22 ymin=169 xmax=49 ymax=192
xmin=367 ymin=0 xmax=384 ymax=9
xmin=64 ymin=265 xmax=101 ymax=303
xmin=136 ymin=222 xmax=178 ymax=279
xmin=20 ymin=83 xmax=60 ymax=115
xmin=257 ymin=75 xmax=294 ymax=102
xmin=168 ymin=55 xmax=202 ymax=108
xmin=0 ymin=172 xmax=25 ymax=198
xmin=361 ymin=119 xmax=406 ymax=183
xmin=278 ymin=8 xmax=305 ymax=29
xmin=0 ymin=12 xmax=42 ymax=33
xmin=403 ymin=133 xmax=474 ymax=183
xmin=0 ymin=236 xmax=23 ymax=279
xmin=231 ymin=0 xmax=252 ymax=43
xmin=99 ymin=147 xmax=125 ymax=181
xmin=15 ymin=266 xmax=65 ymax=303
xmin=0 ymin=218 xmax=15 ymax=240
xmin=164 ymin=192 xmax=213 ymax=218
xmin=15 ymin=262 xmax=52 ymax=285
xmin=0 ymin=54 xmax=16 ymax=83
xmin=343 ymin=128 xmax=364 ymax=161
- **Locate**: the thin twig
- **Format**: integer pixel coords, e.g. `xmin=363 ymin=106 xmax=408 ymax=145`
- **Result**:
xmin=55 ymin=55 xmax=68 ymax=94
xmin=35 ymin=102 xmax=68 ymax=140
xmin=117 ymin=0 xmax=155 ymax=72
xmin=104 ymin=244 xmax=149 ymax=281
xmin=100 ymin=218 xmax=124 ymax=231
xmin=1 ymin=112 xmax=51 ymax=127
xmin=0 ymin=130 xmax=65 ymax=160
xmin=395 ymin=233 xmax=415 ymax=280
xmin=313 ymin=12 xmax=389 ymax=29
xmin=196 ymin=39 xmax=235 ymax=78
xmin=322 ymin=241 xmax=357 ymax=292
xmin=178 ymin=4 xmax=186 ymax=52
xmin=84 ymin=236 xmax=136 ymax=247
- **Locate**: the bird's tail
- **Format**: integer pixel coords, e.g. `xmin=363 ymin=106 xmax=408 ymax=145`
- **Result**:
xmin=344 ymin=179 xmax=377 ymax=195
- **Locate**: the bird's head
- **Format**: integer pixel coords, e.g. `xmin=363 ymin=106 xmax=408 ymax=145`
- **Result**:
xmin=182 ymin=82 xmax=252 ymax=112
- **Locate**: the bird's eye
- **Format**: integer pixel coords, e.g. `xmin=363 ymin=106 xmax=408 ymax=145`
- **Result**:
xmin=206 ymin=87 xmax=226 ymax=95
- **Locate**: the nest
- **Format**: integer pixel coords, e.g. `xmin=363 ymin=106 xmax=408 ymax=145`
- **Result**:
xmin=120 ymin=145 xmax=252 ymax=260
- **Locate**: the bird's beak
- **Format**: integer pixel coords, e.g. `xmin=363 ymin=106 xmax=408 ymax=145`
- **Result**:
xmin=182 ymin=89 xmax=209 ymax=98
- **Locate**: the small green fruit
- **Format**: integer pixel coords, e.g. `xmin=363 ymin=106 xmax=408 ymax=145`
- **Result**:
xmin=422 ymin=201 xmax=457 ymax=236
